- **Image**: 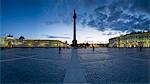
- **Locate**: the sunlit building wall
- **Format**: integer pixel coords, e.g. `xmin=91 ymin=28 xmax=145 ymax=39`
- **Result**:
xmin=109 ymin=32 xmax=150 ymax=48
xmin=0 ymin=36 xmax=69 ymax=48
xmin=0 ymin=37 xmax=5 ymax=47
xmin=109 ymin=37 xmax=120 ymax=47
xmin=14 ymin=40 xmax=67 ymax=47
xmin=0 ymin=36 xmax=17 ymax=47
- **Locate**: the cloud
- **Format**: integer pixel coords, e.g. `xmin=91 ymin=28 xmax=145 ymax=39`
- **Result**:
xmin=116 ymin=0 xmax=150 ymax=14
xmin=45 ymin=20 xmax=60 ymax=25
xmin=86 ymin=36 xmax=93 ymax=38
xmin=79 ymin=0 xmax=150 ymax=32
xmin=43 ymin=0 xmax=150 ymax=33
xmin=45 ymin=35 xmax=71 ymax=39
xmin=103 ymin=32 xmax=117 ymax=36
xmin=63 ymin=34 xmax=70 ymax=35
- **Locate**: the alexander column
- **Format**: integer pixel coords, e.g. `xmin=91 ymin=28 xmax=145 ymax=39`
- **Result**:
xmin=72 ymin=9 xmax=77 ymax=47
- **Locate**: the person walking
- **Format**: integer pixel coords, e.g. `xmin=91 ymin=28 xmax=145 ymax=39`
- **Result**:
xmin=92 ymin=44 xmax=95 ymax=52
xmin=59 ymin=46 xmax=61 ymax=54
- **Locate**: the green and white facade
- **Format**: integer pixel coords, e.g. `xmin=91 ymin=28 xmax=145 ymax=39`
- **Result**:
xmin=109 ymin=32 xmax=150 ymax=48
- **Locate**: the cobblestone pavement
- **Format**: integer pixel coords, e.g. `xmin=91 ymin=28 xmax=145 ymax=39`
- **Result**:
xmin=0 ymin=48 xmax=149 ymax=84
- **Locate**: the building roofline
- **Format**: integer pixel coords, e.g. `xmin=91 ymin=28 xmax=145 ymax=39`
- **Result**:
xmin=109 ymin=31 xmax=150 ymax=40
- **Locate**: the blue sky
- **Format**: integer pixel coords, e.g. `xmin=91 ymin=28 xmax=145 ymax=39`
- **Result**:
xmin=1 ymin=0 xmax=150 ymax=43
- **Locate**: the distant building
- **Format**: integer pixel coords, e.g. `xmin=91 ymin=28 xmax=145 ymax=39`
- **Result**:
xmin=5 ymin=35 xmax=16 ymax=47
xmin=19 ymin=36 xmax=25 ymax=40
xmin=0 ymin=37 xmax=5 ymax=47
xmin=0 ymin=36 xmax=70 ymax=48
xmin=5 ymin=34 xmax=14 ymax=39
xmin=77 ymin=43 xmax=108 ymax=48
xmin=109 ymin=32 xmax=150 ymax=48
xmin=17 ymin=40 xmax=69 ymax=48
